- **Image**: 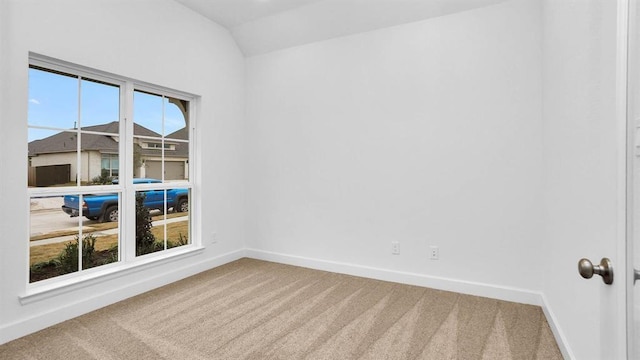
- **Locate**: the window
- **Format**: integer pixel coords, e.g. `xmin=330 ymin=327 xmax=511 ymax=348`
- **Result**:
xmin=28 ymin=55 xmax=196 ymax=284
xmin=145 ymin=142 xmax=173 ymax=150
xmin=132 ymin=89 xmax=191 ymax=255
xmin=101 ymin=154 xmax=119 ymax=177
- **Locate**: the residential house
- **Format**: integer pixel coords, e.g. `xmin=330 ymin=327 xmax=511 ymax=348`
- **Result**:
xmin=28 ymin=121 xmax=188 ymax=185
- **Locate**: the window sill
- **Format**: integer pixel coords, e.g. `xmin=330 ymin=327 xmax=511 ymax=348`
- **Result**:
xmin=20 ymin=245 xmax=204 ymax=305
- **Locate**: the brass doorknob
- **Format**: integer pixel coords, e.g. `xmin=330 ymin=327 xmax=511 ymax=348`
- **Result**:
xmin=578 ymin=258 xmax=614 ymax=285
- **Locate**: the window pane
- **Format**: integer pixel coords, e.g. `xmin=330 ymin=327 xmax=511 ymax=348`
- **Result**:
xmin=29 ymin=193 xmax=120 ymax=282
xmin=134 ymin=90 xmax=162 ymax=181
xmin=80 ymin=78 xmax=120 ymax=131
xmin=28 ymin=129 xmax=77 ymax=187
xmin=164 ymin=97 xmax=188 ymax=137
xmin=134 ymin=90 xmax=163 ymax=136
xmin=164 ymin=97 xmax=189 ymax=182
xmin=81 ymin=132 xmax=118 ymax=185
xmin=134 ymin=187 xmax=189 ymax=256
xmin=81 ymin=77 xmax=120 ymax=185
xmin=135 ymin=190 xmax=165 ymax=256
xmin=78 ymin=192 xmax=120 ymax=270
xmin=133 ymin=92 xmax=189 ymax=183
xmin=28 ymin=67 xmax=79 ymax=129
xmin=30 ymin=194 xmax=80 ymax=281
xmin=167 ymin=189 xmax=190 ymax=249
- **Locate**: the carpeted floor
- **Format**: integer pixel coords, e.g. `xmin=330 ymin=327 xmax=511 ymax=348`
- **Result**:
xmin=0 ymin=258 xmax=563 ymax=359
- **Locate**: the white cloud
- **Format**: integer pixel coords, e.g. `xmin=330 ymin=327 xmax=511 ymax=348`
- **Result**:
xmin=29 ymin=98 xmax=40 ymax=105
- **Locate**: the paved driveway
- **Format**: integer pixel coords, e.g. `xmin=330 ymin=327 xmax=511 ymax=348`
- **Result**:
xmin=30 ymin=197 xmax=85 ymax=237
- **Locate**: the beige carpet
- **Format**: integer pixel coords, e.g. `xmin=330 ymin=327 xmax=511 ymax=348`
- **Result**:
xmin=0 ymin=258 xmax=563 ymax=359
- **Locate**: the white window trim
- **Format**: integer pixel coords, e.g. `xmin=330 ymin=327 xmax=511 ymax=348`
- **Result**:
xmin=26 ymin=53 xmax=201 ymax=295
xmin=20 ymin=246 xmax=205 ymax=304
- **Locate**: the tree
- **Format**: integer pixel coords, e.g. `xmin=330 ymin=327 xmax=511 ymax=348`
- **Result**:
xmin=135 ymin=192 xmax=157 ymax=255
xmin=133 ymin=143 xmax=143 ymax=173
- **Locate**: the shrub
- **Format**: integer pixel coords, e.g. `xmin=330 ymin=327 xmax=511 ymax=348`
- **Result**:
xmin=136 ymin=192 xmax=157 ymax=256
xmin=98 ymin=245 xmax=119 ymax=266
xmin=91 ymin=169 xmax=113 ymax=185
xmin=30 ymin=241 xmax=118 ymax=282
xmin=58 ymin=234 xmax=97 ymax=274
xmin=30 ymin=258 xmax=60 ymax=273
xmin=168 ymin=233 xmax=189 ymax=249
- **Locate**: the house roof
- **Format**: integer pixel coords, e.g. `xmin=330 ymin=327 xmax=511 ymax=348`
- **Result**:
xmin=166 ymin=127 xmax=189 ymax=158
xmin=29 ymin=121 xmax=189 ymax=158
xmin=28 ymin=126 xmax=120 ymax=156
xmin=167 ymin=127 xmax=188 ymax=140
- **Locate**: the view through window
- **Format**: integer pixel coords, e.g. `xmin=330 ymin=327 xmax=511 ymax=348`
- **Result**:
xmin=28 ymin=58 xmax=193 ymax=283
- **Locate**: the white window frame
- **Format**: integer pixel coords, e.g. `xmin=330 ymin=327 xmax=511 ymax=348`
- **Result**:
xmin=25 ymin=53 xmax=201 ymax=296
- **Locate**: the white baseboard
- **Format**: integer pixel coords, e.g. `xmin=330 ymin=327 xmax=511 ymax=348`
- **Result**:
xmin=246 ymin=248 xmax=542 ymax=305
xmin=0 ymin=248 xmax=245 ymax=345
xmin=539 ymin=293 xmax=575 ymax=360
xmin=245 ymin=248 xmax=573 ymax=358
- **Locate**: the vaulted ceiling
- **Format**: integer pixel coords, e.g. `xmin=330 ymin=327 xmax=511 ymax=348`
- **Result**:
xmin=174 ymin=0 xmax=509 ymax=57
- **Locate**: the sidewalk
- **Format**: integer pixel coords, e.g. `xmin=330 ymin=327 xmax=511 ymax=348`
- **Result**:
xmin=30 ymin=197 xmax=63 ymax=211
xmin=30 ymin=215 xmax=188 ymax=247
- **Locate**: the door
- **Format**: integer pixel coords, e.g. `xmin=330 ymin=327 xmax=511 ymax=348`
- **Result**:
xmin=145 ymin=160 xmax=162 ymax=180
xmin=630 ymin=0 xmax=640 ymax=357
xmin=144 ymin=160 xmax=184 ymax=181
xmin=576 ymin=1 xmax=635 ymax=358
xmin=163 ymin=161 xmax=185 ymax=181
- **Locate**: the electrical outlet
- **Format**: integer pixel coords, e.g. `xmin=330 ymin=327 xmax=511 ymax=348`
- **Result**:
xmin=391 ymin=241 xmax=400 ymax=255
xmin=429 ymin=246 xmax=439 ymax=260
xmin=211 ymin=232 xmax=218 ymax=244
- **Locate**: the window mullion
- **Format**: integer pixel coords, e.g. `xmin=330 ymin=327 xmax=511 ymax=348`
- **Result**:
xmin=78 ymin=194 xmax=84 ymax=273
xmin=161 ymin=97 xmax=166 ymax=250
xmin=77 ymin=76 xmax=83 ymax=271
xmin=161 ymin=95 xmax=166 ymax=183
xmin=189 ymin=101 xmax=196 ymax=247
xmin=76 ymin=76 xmax=82 ymax=187
xmin=123 ymin=81 xmax=135 ymax=262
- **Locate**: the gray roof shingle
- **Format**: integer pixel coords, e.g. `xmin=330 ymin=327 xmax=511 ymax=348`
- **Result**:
xmin=28 ymin=121 xmax=188 ymax=158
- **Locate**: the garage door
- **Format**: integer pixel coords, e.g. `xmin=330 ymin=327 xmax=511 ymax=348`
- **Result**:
xmin=145 ymin=161 xmax=184 ymax=180
xmin=35 ymin=164 xmax=71 ymax=187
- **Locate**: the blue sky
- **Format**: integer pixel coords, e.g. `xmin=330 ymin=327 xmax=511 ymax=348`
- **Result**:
xmin=28 ymin=68 xmax=186 ymax=141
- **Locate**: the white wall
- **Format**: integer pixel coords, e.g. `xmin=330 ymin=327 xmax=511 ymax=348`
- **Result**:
xmin=245 ymin=0 xmax=544 ymax=295
xmin=0 ymin=0 xmax=245 ymax=344
xmin=0 ymin=1 xmax=6 ymax=250
xmin=0 ymin=0 xmax=6 ymax=342
xmin=541 ymin=1 xmax=622 ymax=359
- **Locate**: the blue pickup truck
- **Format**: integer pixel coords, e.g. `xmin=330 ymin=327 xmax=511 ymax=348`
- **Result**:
xmin=61 ymin=178 xmax=189 ymax=222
